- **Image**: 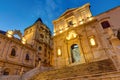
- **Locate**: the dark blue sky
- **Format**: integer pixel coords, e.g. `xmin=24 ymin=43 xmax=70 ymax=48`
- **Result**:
xmin=0 ymin=0 xmax=120 ymax=34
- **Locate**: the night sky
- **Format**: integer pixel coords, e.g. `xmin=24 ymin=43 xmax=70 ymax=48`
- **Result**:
xmin=0 ymin=0 xmax=120 ymax=34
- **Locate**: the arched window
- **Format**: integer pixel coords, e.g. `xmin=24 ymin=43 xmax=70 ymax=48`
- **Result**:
xmin=11 ymin=48 xmax=16 ymax=56
xmin=25 ymin=54 xmax=30 ymax=60
xmin=68 ymin=21 xmax=73 ymax=26
xmin=38 ymin=58 xmax=41 ymax=61
xmin=38 ymin=46 xmax=42 ymax=51
xmin=40 ymin=34 xmax=44 ymax=38
xmin=3 ymin=68 xmax=10 ymax=75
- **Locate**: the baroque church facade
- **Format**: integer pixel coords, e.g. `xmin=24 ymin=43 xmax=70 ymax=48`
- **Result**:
xmin=0 ymin=3 xmax=120 ymax=80
xmin=53 ymin=3 xmax=120 ymax=69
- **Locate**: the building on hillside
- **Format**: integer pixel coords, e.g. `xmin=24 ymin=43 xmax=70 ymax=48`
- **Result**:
xmin=0 ymin=18 xmax=52 ymax=75
xmin=53 ymin=3 xmax=120 ymax=70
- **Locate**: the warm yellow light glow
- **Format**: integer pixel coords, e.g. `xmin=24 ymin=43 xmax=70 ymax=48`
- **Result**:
xmin=79 ymin=18 xmax=82 ymax=21
xmin=58 ymin=48 xmax=61 ymax=56
xmin=66 ymin=36 xmax=70 ymax=40
xmin=66 ymin=31 xmax=77 ymax=40
xmin=73 ymin=23 xmax=77 ymax=27
xmin=60 ymin=30 xmax=63 ymax=33
xmin=7 ymin=30 xmax=13 ymax=38
xmin=90 ymin=37 xmax=96 ymax=46
xmin=88 ymin=17 xmax=93 ymax=21
xmin=22 ymin=37 xmax=26 ymax=44
xmin=73 ymin=33 xmax=77 ymax=38
xmin=80 ymin=21 xmax=83 ymax=24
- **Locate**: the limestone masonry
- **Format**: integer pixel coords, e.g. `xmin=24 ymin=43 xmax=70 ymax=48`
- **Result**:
xmin=0 ymin=3 xmax=120 ymax=80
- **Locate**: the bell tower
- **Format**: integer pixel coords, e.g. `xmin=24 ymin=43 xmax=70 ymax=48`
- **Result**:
xmin=24 ymin=18 xmax=52 ymax=66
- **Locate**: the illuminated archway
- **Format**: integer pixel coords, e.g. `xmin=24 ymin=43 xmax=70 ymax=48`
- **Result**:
xmin=71 ymin=44 xmax=80 ymax=63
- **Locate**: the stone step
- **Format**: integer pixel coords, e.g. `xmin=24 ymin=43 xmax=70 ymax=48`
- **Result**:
xmin=30 ymin=59 xmax=117 ymax=80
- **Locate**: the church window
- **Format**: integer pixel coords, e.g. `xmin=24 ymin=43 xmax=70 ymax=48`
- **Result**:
xmin=38 ymin=58 xmax=41 ymax=61
xmin=3 ymin=69 xmax=10 ymax=75
xmin=57 ymin=48 xmax=62 ymax=56
xmin=38 ymin=46 xmax=42 ymax=51
xmin=11 ymin=48 xmax=16 ymax=56
xmin=40 ymin=34 xmax=44 ymax=38
xmin=68 ymin=21 xmax=73 ymax=26
xmin=117 ymin=30 xmax=120 ymax=40
xmin=101 ymin=21 xmax=110 ymax=29
xmin=89 ymin=36 xmax=97 ymax=47
xmin=25 ymin=54 xmax=30 ymax=60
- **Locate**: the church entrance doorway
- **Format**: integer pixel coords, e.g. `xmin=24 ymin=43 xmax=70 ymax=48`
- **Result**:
xmin=71 ymin=44 xmax=80 ymax=63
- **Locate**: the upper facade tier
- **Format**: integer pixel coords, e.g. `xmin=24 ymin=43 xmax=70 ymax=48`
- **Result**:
xmin=53 ymin=3 xmax=93 ymax=36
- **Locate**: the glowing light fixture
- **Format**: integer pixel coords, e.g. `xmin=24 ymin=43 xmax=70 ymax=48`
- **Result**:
xmin=89 ymin=36 xmax=96 ymax=46
xmin=57 ymin=48 xmax=61 ymax=56
xmin=88 ymin=16 xmax=93 ymax=21
xmin=80 ymin=21 xmax=83 ymax=24
xmin=60 ymin=30 xmax=63 ymax=33
xmin=22 ymin=37 xmax=26 ymax=44
xmin=73 ymin=23 xmax=77 ymax=27
xmin=7 ymin=30 xmax=13 ymax=38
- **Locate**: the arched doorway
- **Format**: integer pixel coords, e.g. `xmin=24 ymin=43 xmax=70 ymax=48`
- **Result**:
xmin=71 ymin=44 xmax=80 ymax=63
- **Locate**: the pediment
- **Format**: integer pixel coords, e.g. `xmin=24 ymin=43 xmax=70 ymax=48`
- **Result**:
xmin=59 ymin=8 xmax=77 ymax=18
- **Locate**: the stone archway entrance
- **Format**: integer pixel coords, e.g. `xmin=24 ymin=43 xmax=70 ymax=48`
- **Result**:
xmin=71 ymin=44 xmax=80 ymax=63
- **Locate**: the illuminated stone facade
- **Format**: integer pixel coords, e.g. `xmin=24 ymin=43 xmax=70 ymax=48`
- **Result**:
xmin=53 ymin=3 xmax=120 ymax=70
xmin=0 ymin=18 xmax=52 ymax=75
xmin=1 ymin=3 xmax=120 ymax=80
xmin=0 ymin=30 xmax=36 ymax=75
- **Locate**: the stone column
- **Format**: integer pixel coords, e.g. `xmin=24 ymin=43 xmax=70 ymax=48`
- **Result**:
xmin=19 ymin=67 xmax=24 ymax=75
xmin=37 ymin=61 xmax=41 ymax=68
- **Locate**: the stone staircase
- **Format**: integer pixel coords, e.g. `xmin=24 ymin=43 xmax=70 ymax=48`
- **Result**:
xmin=30 ymin=59 xmax=117 ymax=80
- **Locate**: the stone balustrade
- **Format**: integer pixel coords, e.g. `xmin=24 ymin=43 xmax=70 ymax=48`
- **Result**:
xmin=21 ymin=66 xmax=53 ymax=80
xmin=0 ymin=75 xmax=20 ymax=80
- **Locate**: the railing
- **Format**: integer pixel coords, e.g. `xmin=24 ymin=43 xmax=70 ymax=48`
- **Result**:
xmin=0 ymin=75 xmax=20 ymax=80
xmin=21 ymin=66 xmax=53 ymax=80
